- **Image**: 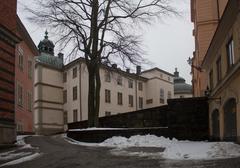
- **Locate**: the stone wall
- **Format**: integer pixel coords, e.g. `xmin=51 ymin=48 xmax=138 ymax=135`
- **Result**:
xmin=68 ymin=97 xmax=209 ymax=142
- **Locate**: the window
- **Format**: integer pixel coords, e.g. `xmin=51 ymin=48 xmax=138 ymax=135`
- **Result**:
xmin=117 ymin=92 xmax=123 ymax=105
xmin=167 ymin=91 xmax=172 ymax=99
xmin=209 ymin=70 xmax=213 ymax=90
xmin=168 ymin=76 xmax=171 ymax=81
xmin=28 ymin=60 xmax=32 ymax=79
xmin=105 ymin=71 xmax=111 ymax=82
xmin=160 ymin=88 xmax=165 ymax=104
xmin=18 ymin=46 xmax=24 ymax=70
xmin=63 ymin=111 xmax=68 ymax=124
xmin=216 ymin=57 xmax=222 ymax=82
xmin=17 ymin=84 xmax=23 ymax=106
xmin=27 ymin=92 xmax=32 ymax=112
xmin=117 ymin=76 xmax=122 ymax=85
xmin=180 ymin=95 xmax=184 ymax=98
xmin=226 ymin=37 xmax=235 ymax=69
xmin=139 ymin=97 xmax=143 ymax=109
xmin=73 ymin=109 xmax=78 ymax=122
xmin=63 ymin=72 xmax=67 ymax=82
xmin=63 ymin=90 xmax=67 ymax=103
xmin=128 ymin=95 xmax=133 ymax=107
xmin=105 ymin=89 xmax=111 ymax=103
xmin=73 ymin=86 xmax=77 ymax=100
xmin=138 ymin=82 xmax=143 ymax=91
xmin=73 ymin=67 xmax=77 ymax=78
xmin=128 ymin=80 xmax=133 ymax=88
xmin=146 ymin=99 xmax=153 ymax=104
xmin=105 ymin=111 xmax=111 ymax=116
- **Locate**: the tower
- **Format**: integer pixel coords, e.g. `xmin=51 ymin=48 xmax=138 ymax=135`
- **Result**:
xmin=34 ymin=32 xmax=64 ymax=135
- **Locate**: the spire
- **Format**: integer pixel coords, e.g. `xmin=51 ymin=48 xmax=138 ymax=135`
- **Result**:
xmin=44 ymin=30 xmax=48 ymax=39
xmin=174 ymin=68 xmax=179 ymax=77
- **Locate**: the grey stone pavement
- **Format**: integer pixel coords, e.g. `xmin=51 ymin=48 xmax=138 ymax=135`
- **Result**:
xmin=0 ymin=135 xmax=240 ymax=168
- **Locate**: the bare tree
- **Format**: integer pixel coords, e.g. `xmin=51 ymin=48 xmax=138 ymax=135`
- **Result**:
xmin=28 ymin=0 xmax=177 ymax=127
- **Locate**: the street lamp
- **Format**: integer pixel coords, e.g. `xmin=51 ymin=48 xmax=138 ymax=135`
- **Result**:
xmin=187 ymin=57 xmax=203 ymax=72
xmin=204 ymin=86 xmax=221 ymax=104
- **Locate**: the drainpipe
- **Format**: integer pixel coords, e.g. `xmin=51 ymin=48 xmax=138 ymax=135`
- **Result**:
xmin=135 ymin=79 xmax=138 ymax=111
xmin=79 ymin=63 xmax=82 ymax=121
xmin=217 ymin=0 xmax=220 ymax=20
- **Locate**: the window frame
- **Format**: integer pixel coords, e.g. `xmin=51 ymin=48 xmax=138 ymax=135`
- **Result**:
xmin=73 ymin=67 xmax=77 ymax=79
xmin=117 ymin=92 xmax=123 ymax=105
xmin=160 ymin=88 xmax=165 ymax=104
xmin=73 ymin=86 xmax=77 ymax=100
xmin=128 ymin=95 xmax=133 ymax=107
xmin=105 ymin=89 xmax=111 ymax=103
xmin=226 ymin=37 xmax=235 ymax=69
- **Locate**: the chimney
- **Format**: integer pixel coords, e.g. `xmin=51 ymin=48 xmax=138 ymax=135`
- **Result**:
xmin=126 ymin=68 xmax=130 ymax=73
xmin=136 ymin=66 xmax=141 ymax=75
xmin=58 ymin=53 xmax=64 ymax=62
xmin=112 ymin=64 xmax=117 ymax=68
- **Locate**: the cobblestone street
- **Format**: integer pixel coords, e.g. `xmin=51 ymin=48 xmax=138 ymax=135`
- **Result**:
xmin=1 ymin=135 xmax=240 ymax=168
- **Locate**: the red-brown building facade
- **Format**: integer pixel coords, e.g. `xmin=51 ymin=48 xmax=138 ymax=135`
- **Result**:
xmin=0 ymin=0 xmax=20 ymax=144
xmin=15 ymin=16 xmax=38 ymax=133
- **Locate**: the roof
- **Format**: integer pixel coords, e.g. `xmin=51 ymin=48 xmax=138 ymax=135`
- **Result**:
xmin=141 ymin=67 xmax=174 ymax=77
xmin=202 ymin=0 xmax=239 ymax=68
xmin=174 ymin=83 xmax=192 ymax=94
xmin=16 ymin=15 xmax=38 ymax=55
xmin=64 ymin=57 xmax=148 ymax=81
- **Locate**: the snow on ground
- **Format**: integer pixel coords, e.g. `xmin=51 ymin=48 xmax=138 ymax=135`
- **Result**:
xmin=0 ymin=135 xmax=41 ymax=166
xmin=65 ymin=134 xmax=240 ymax=160
xmin=0 ymin=153 xmax=41 ymax=167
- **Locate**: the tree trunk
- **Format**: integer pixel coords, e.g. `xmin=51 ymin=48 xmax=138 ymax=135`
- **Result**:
xmin=87 ymin=65 xmax=96 ymax=127
xmin=94 ymin=65 xmax=101 ymax=126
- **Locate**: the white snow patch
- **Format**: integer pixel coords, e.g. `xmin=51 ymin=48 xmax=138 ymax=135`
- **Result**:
xmin=0 ymin=153 xmax=41 ymax=167
xmin=63 ymin=134 xmax=99 ymax=147
xmin=65 ymin=134 xmax=240 ymax=160
xmin=0 ymin=152 xmax=32 ymax=161
xmin=68 ymin=127 xmax=167 ymax=132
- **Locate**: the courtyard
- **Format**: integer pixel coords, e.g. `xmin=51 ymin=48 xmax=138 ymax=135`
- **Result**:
xmin=1 ymin=135 xmax=240 ymax=168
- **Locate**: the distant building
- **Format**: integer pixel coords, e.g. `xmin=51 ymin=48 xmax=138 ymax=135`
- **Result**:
xmin=173 ymin=68 xmax=192 ymax=98
xmin=15 ymin=16 xmax=38 ymax=134
xmin=190 ymin=0 xmax=228 ymax=96
xmin=0 ymin=0 xmax=20 ymax=144
xmin=202 ymin=0 xmax=240 ymax=142
xmin=34 ymin=33 xmax=174 ymax=134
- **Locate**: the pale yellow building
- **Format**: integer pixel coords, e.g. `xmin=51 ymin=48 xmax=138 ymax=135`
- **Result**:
xmin=63 ymin=62 xmax=174 ymax=123
xmin=34 ymin=33 xmax=174 ymax=134
xmin=202 ymin=0 xmax=240 ymax=142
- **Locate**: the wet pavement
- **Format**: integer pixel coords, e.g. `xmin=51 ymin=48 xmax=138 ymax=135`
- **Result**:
xmin=0 ymin=135 xmax=240 ymax=168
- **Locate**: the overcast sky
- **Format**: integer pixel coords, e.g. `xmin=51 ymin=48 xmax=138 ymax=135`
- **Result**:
xmin=17 ymin=0 xmax=194 ymax=84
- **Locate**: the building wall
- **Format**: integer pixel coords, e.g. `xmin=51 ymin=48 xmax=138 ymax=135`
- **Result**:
xmin=34 ymin=64 xmax=64 ymax=135
xmin=15 ymin=38 xmax=35 ymax=132
xmin=63 ymin=61 xmax=174 ymax=123
xmin=0 ymin=0 xmax=18 ymax=144
xmin=204 ymin=0 xmax=240 ymax=142
xmin=191 ymin=0 xmax=228 ymax=96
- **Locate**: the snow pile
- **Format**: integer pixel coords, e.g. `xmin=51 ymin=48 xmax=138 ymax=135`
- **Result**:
xmin=99 ymin=135 xmax=240 ymax=160
xmin=66 ymin=134 xmax=240 ymax=160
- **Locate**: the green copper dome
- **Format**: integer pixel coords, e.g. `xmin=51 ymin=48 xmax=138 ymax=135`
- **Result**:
xmin=174 ymin=68 xmax=192 ymax=94
xmin=36 ymin=31 xmax=63 ymax=69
